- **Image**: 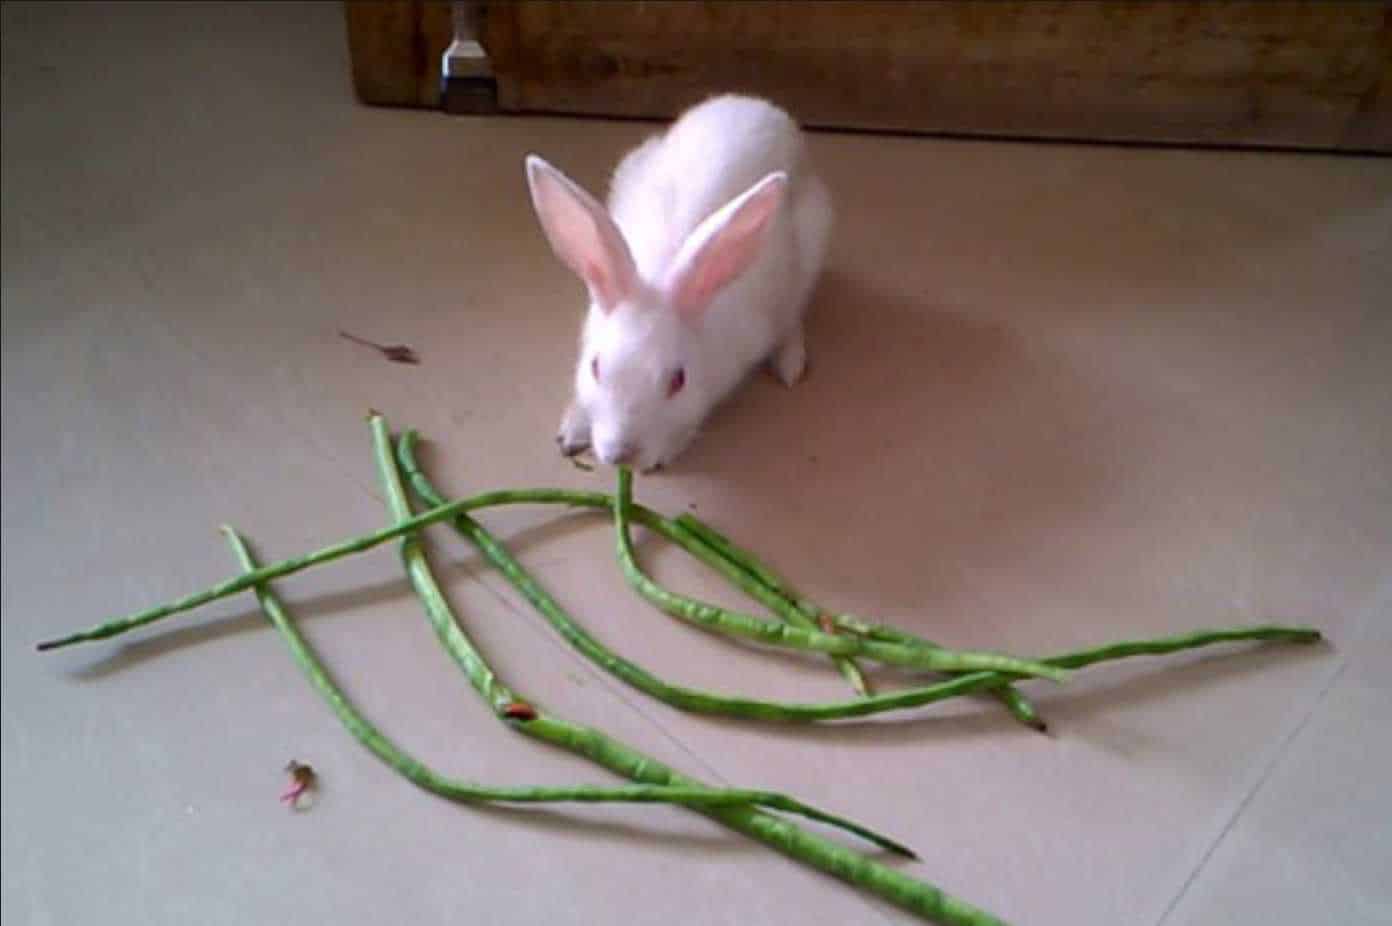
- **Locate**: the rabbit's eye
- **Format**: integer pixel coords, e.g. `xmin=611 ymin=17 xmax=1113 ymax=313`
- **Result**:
xmin=591 ymin=355 xmax=601 ymax=381
xmin=666 ymin=367 xmax=686 ymax=398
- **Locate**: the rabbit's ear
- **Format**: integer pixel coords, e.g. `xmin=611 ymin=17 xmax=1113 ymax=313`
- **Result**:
xmin=525 ymin=155 xmax=637 ymax=311
xmin=663 ymin=172 xmax=787 ymax=323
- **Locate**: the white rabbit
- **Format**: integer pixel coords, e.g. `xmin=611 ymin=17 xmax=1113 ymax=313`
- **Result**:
xmin=524 ymin=94 xmax=833 ymax=471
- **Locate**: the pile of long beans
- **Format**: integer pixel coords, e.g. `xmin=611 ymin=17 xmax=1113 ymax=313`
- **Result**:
xmin=36 ymin=412 xmax=1323 ymax=925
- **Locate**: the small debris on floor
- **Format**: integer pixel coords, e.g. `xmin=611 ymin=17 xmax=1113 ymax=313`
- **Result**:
xmin=338 ymin=330 xmax=419 ymax=365
xmin=280 ymin=759 xmax=317 ymax=809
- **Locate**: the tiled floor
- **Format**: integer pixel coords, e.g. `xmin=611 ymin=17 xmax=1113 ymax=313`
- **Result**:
xmin=3 ymin=4 xmax=1388 ymax=925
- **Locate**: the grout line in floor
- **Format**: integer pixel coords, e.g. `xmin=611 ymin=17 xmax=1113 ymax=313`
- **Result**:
xmin=1153 ymin=576 xmax=1390 ymax=926
xmin=461 ymin=557 xmax=905 ymax=924
xmin=464 ymin=559 xmax=731 ymax=783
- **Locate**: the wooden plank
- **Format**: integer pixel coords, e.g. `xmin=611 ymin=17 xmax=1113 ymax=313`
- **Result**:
xmin=476 ymin=1 xmax=1392 ymax=152
xmin=343 ymin=0 xmax=453 ymax=108
xmin=1340 ymin=13 xmax=1392 ymax=151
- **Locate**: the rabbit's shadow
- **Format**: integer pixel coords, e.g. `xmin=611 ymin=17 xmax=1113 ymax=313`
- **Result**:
xmin=672 ymin=267 xmax=1124 ymax=644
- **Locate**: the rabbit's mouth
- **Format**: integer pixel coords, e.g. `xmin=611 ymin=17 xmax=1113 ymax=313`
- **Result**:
xmin=595 ymin=441 xmax=641 ymax=468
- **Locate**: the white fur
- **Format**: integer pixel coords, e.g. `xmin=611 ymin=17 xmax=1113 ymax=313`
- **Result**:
xmin=526 ymin=94 xmax=833 ymax=471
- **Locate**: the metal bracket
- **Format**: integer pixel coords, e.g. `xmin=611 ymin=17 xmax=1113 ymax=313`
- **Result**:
xmin=441 ymin=1 xmax=497 ymax=114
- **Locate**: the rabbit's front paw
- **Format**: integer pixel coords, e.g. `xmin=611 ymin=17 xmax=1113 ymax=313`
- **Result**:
xmin=770 ymin=329 xmax=807 ymax=386
xmin=556 ymin=402 xmax=591 ymax=457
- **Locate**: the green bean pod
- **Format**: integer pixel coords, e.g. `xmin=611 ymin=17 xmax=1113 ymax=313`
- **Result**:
xmin=615 ymin=468 xmax=1068 ymax=683
xmin=672 ymin=513 xmax=1046 ymax=732
xmin=371 ymin=415 xmax=1006 ymax=926
xmin=223 ymin=525 xmax=926 ymax=831
xmin=395 ymin=431 xmax=1040 ymax=723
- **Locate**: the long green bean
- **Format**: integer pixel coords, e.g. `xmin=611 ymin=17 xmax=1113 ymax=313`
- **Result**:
xmin=1046 ymin=626 xmax=1322 ymax=667
xmin=220 ymin=525 xmax=920 ymax=838
xmin=396 ymin=431 xmax=1046 ymax=722
xmin=370 ymin=414 xmax=1005 ymax=925
xmin=614 ymin=468 xmax=1068 ymax=683
xmin=40 ymin=471 xmax=1062 ymax=682
xmin=36 ymin=468 xmax=1322 ymax=711
xmin=36 ymin=470 xmax=1323 ymax=715
xmin=31 ymin=484 xmax=733 ymax=652
xmin=34 ymin=488 xmax=602 ymax=651
xmin=673 ymin=513 xmax=1044 ymax=731
xmin=35 ymin=405 xmax=1327 ymax=925
xmin=647 ymin=510 xmax=1319 ymax=694
xmin=671 ymin=520 xmax=871 ymax=696
xmin=664 ymin=516 xmax=869 ymax=695
xmin=30 ymin=482 xmax=890 ymax=659
xmin=672 ymin=513 xmax=816 ymax=614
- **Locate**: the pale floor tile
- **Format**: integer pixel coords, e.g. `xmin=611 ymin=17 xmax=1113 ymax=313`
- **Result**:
xmin=1162 ymin=586 xmax=1391 ymax=926
xmin=3 ymin=4 xmax=1389 ymax=925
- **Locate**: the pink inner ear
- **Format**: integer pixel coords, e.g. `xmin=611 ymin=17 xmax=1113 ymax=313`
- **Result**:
xmin=580 ymin=223 xmax=634 ymax=312
xmin=528 ymin=157 xmax=635 ymax=312
xmin=671 ymin=174 xmax=786 ymax=322
xmin=583 ymin=261 xmax=610 ymax=302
